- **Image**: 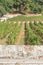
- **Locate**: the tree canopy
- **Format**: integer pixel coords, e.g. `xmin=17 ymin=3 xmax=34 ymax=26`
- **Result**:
xmin=0 ymin=0 xmax=43 ymax=16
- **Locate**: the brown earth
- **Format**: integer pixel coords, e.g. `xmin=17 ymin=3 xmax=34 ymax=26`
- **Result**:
xmin=15 ymin=22 xmax=25 ymax=45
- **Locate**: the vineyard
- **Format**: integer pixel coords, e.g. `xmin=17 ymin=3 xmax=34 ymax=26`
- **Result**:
xmin=25 ymin=22 xmax=43 ymax=45
xmin=0 ymin=20 xmax=43 ymax=45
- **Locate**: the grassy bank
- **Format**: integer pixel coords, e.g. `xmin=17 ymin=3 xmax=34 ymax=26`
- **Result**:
xmin=8 ymin=15 xmax=43 ymax=22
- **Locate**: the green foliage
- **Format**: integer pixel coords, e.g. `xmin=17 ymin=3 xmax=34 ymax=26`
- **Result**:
xmin=25 ymin=23 xmax=41 ymax=45
xmin=0 ymin=0 xmax=43 ymax=16
xmin=0 ymin=0 xmax=14 ymax=16
xmin=0 ymin=5 xmax=7 ymax=16
xmin=30 ymin=22 xmax=43 ymax=38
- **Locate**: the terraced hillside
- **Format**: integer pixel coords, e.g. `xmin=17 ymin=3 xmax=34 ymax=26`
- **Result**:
xmin=0 ymin=20 xmax=43 ymax=45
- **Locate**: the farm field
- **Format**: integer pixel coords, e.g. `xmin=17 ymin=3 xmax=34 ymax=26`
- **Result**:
xmin=25 ymin=22 xmax=43 ymax=45
xmin=0 ymin=17 xmax=43 ymax=45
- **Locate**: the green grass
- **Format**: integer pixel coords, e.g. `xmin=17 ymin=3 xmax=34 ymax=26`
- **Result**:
xmin=8 ymin=15 xmax=43 ymax=22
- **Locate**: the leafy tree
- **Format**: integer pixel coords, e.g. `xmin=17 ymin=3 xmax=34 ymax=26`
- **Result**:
xmin=0 ymin=0 xmax=43 ymax=16
xmin=0 ymin=0 xmax=14 ymax=16
xmin=13 ymin=0 xmax=29 ymax=14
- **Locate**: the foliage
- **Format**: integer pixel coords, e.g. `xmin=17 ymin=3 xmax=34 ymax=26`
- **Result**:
xmin=25 ymin=23 xmax=41 ymax=45
xmin=0 ymin=0 xmax=14 ymax=16
xmin=0 ymin=0 xmax=43 ymax=16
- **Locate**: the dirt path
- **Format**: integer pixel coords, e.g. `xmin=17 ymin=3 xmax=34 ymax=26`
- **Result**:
xmin=0 ymin=38 xmax=6 ymax=45
xmin=15 ymin=22 xmax=25 ymax=45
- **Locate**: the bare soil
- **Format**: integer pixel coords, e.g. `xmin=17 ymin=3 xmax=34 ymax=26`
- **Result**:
xmin=15 ymin=22 xmax=25 ymax=45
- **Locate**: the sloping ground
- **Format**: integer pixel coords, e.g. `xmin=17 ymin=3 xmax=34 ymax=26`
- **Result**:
xmin=15 ymin=22 xmax=25 ymax=45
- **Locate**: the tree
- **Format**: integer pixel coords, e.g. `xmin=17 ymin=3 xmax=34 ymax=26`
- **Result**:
xmin=13 ymin=0 xmax=29 ymax=14
xmin=0 ymin=0 xmax=43 ymax=16
xmin=0 ymin=0 xmax=14 ymax=16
